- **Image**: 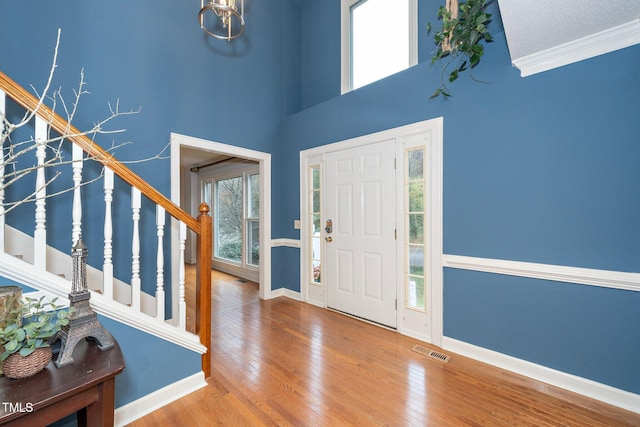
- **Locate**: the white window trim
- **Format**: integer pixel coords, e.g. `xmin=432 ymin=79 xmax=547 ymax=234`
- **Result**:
xmin=340 ymin=0 xmax=418 ymax=94
xmin=200 ymin=163 xmax=260 ymax=281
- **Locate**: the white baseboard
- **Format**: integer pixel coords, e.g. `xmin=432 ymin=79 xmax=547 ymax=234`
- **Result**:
xmin=270 ymin=287 xmax=301 ymax=301
xmin=442 ymin=337 xmax=640 ymax=414
xmin=114 ymin=371 xmax=207 ymax=426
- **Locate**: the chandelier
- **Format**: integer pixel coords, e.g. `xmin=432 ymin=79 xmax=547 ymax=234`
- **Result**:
xmin=199 ymin=0 xmax=245 ymax=41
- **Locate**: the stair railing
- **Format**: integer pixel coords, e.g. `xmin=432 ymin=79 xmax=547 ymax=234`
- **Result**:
xmin=0 ymin=71 xmax=212 ymax=377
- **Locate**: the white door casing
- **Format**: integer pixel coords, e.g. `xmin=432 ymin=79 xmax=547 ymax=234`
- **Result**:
xmin=299 ymin=117 xmax=443 ymax=345
xmin=325 ymin=139 xmax=397 ymax=328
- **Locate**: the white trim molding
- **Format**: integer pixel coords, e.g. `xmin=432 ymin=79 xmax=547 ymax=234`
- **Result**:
xmin=115 ymin=371 xmax=207 ymax=426
xmin=442 ymin=254 xmax=640 ymax=292
xmin=271 ymin=238 xmax=300 ymax=248
xmin=443 ymin=337 xmax=640 ymax=414
xmin=170 ymin=132 xmax=272 ymax=301
xmin=272 ymin=287 xmax=302 ymax=301
xmin=512 ymin=19 xmax=640 ymax=77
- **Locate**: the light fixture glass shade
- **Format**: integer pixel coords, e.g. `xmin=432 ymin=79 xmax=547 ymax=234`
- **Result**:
xmin=199 ymin=0 xmax=245 ymax=41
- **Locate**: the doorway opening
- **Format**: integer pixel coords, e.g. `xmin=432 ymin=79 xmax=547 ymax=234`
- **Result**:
xmin=170 ymin=132 xmax=272 ymax=315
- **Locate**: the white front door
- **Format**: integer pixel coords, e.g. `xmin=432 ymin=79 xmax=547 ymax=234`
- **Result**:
xmin=324 ymin=139 xmax=397 ymax=328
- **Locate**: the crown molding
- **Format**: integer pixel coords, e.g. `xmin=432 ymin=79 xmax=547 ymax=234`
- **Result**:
xmin=512 ymin=19 xmax=640 ymax=77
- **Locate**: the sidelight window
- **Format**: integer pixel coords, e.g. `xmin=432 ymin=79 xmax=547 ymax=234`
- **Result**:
xmin=405 ymin=148 xmax=426 ymax=312
xmin=309 ymin=165 xmax=322 ymax=285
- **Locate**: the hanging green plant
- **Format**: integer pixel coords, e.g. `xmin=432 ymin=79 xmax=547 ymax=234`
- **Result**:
xmin=428 ymin=0 xmax=493 ymax=99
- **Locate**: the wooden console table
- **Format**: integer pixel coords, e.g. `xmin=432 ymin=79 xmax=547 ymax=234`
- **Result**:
xmin=0 ymin=335 xmax=125 ymax=426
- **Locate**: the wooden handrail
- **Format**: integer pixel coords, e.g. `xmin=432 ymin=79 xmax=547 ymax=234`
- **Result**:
xmin=0 ymin=71 xmax=199 ymax=233
xmin=1 ymin=70 xmax=212 ymax=377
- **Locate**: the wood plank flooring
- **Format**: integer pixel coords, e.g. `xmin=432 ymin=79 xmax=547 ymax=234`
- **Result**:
xmin=128 ymin=268 xmax=640 ymax=426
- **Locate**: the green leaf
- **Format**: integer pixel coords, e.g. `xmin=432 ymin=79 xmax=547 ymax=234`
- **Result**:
xmin=19 ymin=347 xmax=35 ymax=357
xmin=5 ymin=340 xmax=18 ymax=351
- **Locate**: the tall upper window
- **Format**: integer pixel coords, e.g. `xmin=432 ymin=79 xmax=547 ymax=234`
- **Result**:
xmin=341 ymin=0 xmax=417 ymax=93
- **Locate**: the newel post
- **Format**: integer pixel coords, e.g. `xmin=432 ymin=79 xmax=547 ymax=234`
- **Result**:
xmin=196 ymin=202 xmax=212 ymax=377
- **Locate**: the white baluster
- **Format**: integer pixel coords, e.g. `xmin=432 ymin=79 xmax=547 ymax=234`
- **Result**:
xmin=103 ymin=168 xmax=114 ymax=299
xmin=155 ymin=205 xmax=165 ymax=321
xmin=178 ymin=221 xmax=187 ymax=331
xmin=0 ymin=90 xmax=6 ymax=250
xmin=33 ymin=117 xmax=47 ymax=269
xmin=71 ymin=144 xmax=83 ymax=247
xmin=131 ymin=187 xmax=141 ymax=311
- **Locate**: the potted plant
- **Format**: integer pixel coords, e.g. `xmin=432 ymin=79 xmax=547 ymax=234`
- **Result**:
xmin=0 ymin=295 xmax=73 ymax=379
xmin=428 ymin=0 xmax=493 ymax=98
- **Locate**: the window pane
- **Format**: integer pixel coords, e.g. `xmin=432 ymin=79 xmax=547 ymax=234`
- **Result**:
xmin=409 ymin=245 xmax=424 ymax=276
xmin=407 ymin=276 xmax=425 ymax=310
xmin=312 ymin=213 xmax=321 ymax=235
xmin=409 ymin=213 xmax=424 ymax=243
xmin=312 ymin=260 xmax=321 ymax=284
xmin=248 ymin=219 xmax=260 ymax=266
xmin=248 ymin=173 xmax=260 ymax=218
xmin=312 ymin=236 xmax=321 ymax=261
xmin=351 ymin=0 xmax=410 ymax=89
xmin=312 ymin=167 xmax=320 ymax=190
xmin=408 ymin=149 xmax=424 ymax=180
xmin=312 ymin=190 xmax=321 ymax=213
xmin=216 ymin=177 xmax=242 ymax=262
xmin=408 ymin=181 xmax=424 ymax=212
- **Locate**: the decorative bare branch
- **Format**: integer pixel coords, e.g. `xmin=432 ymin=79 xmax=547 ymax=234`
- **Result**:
xmin=0 ymin=30 xmax=169 ymax=215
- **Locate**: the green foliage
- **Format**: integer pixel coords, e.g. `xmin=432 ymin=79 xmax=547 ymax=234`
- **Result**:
xmin=218 ymin=241 xmax=242 ymax=261
xmin=0 ymin=295 xmax=73 ymax=361
xmin=428 ymin=0 xmax=493 ymax=99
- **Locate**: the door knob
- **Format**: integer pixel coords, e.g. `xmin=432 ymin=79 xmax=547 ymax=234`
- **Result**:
xmin=325 ymin=236 xmax=333 ymax=242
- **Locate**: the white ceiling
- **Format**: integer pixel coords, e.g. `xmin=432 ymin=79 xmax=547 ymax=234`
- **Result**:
xmin=180 ymin=146 xmax=224 ymax=168
xmin=498 ymin=0 xmax=640 ymax=76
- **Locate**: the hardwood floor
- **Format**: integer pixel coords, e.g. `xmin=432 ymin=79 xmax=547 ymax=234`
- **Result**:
xmin=128 ymin=268 xmax=640 ymax=426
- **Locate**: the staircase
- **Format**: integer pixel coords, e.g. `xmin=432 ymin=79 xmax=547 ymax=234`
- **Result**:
xmin=0 ymin=71 xmax=213 ymax=376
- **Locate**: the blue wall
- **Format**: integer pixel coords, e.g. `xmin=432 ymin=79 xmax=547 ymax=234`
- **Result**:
xmin=1 ymin=0 xmax=639 ymax=405
xmin=275 ymin=1 xmax=640 ymax=394
xmin=0 ymin=0 xmax=299 ymax=410
xmin=0 ymin=0 xmax=297 ymax=310
xmin=100 ymin=316 xmax=202 ymax=407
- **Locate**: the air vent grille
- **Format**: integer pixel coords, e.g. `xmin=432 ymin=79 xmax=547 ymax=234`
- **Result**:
xmin=411 ymin=345 xmax=451 ymax=363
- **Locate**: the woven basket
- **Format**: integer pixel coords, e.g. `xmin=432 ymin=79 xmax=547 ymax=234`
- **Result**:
xmin=2 ymin=347 xmax=52 ymax=379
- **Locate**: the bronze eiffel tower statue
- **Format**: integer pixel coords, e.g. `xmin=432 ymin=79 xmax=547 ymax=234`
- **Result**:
xmin=55 ymin=237 xmax=114 ymax=367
